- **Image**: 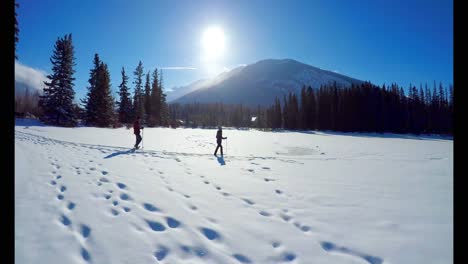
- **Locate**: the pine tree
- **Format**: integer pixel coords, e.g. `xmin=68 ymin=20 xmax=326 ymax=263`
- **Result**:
xmin=144 ymin=71 xmax=151 ymax=124
xmin=149 ymin=68 xmax=160 ymax=126
xmin=82 ymin=55 xmax=115 ymax=127
xmin=439 ymin=82 xmax=446 ymax=109
xmin=94 ymin=62 xmax=115 ymax=127
xmin=290 ymin=93 xmax=299 ymax=129
xmin=300 ymin=86 xmax=307 ymax=129
xmin=331 ymin=82 xmax=339 ymax=130
xmin=133 ymin=61 xmax=144 ymax=120
xmin=274 ymin=97 xmax=282 ymax=129
xmin=306 ymin=86 xmax=316 ymax=130
xmin=38 ymin=34 xmax=77 ymax=126
xmin=158 ymin=70 xmax=169 ymax=126
xmin=282 ymin=95 xmax=288 ymax=129
xmin=82 ymin=54 xmax=101 ymax=125
xmin=117 ymin=67 xmax=133 ymax=123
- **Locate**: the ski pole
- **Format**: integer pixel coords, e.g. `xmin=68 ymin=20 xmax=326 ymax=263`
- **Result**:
xmin=142 ymin=128 xmax=144 ymax=150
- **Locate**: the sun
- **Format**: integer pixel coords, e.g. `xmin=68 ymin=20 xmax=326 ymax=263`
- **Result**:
xmin=201 ymin=26 xmax=225 ymax=60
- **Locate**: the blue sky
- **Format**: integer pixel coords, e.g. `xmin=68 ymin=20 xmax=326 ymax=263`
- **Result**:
xmin=16 ymin=0 xmax=453 ymax=102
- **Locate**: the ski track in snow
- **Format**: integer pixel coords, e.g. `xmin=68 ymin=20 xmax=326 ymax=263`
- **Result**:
xmin=18 ymin=129 xmax=435 ymax=263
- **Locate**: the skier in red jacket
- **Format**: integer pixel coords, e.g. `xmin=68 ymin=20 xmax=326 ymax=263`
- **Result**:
xmin=133 ymin=116 xmax=144 ymax=149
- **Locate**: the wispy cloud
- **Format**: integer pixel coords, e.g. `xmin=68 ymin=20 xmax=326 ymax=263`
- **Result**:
xmin=159 ymin=67 xmax=197 ymax=70
xmin=15 ymin=61 xmax=48 ymax=91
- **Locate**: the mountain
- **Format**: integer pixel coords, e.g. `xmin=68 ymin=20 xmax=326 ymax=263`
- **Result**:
xmin=169 ymin=59 xmax=364 ymax=106
xmin=166 ymin=66 xmax=246 ymax=102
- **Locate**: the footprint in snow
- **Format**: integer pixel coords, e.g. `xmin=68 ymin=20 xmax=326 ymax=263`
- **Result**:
xmin=80 ymin=224 xmax=91 ymax=238
xmin=180 ymin=245 xmax=209 ymax=258
xmin=232 ymin=254 xmax=252 ymax=263
xmin=120 ymin=193 xmax=131 ymax=201
xmin=281 ymin=252 xmax=297 ymax=262
xmin=99 ymin=177 xmax=109 ymax=183
xmin=60 ymin=214 xmax=71 ymax=226
xmin=67 ymin=202 xmax=76 ymax=210
xmin=146 ymin=220 xmax=166 ymax=232
xmin=81 ymin=247 xmax=91 ymax=262
xmin=154 ymin=245 xmax=170 ymax=261
xmin=259 ymin=211 xmax=272 ymax=217
xmin=320 ymin=241 xmax=383 ymax=264
xmin=241 ymin=198 xmax=255 ymax=205
xmin=143 ymin=203 xmax=161 ymax=212
xmin=200 ymin=227 xmax=221 ymax=241
xmin=280 ymin=214 xmax=292 ymax=222
xmin=166 ymin=217 xmax=181 ymax=228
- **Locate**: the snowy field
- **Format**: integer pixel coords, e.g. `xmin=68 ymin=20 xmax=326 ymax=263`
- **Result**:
xmin=15 ymin=118 xmax=453 ymax=264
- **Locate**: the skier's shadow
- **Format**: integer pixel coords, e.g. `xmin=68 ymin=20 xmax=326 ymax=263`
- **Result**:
xmin=104 ymin=149 xmax=135 ymax=159
xmin=216 ymin=156 xmax=226 ymax=166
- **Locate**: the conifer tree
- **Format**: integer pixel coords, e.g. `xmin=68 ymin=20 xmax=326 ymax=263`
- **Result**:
xmin=39 ymin=34 xmax=77 ymax=126
xmin=133 ymin=61 xmax=144 ymax=120
xmin=117 ymin=67 xmax=133 ymax=123
xmin=144 ymin=72 xmax=151 ymax=123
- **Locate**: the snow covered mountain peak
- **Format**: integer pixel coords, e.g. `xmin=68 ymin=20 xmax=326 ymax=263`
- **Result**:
xmin=169 ymin=58 xmax=364 ymax=106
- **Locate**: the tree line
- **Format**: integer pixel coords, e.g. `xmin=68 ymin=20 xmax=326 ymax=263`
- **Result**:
xmin=263 ymin=82 xmax=452 ymax=134
xmin=36 ymin=34 xmax=169 ymax=127
xmin=169 ymin=102 xmax=257 ymax=128
xmin=168 ymin=82 xmax=453 ymax=135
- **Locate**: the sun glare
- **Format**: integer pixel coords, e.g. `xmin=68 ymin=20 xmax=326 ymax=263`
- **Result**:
xmin=201 ymin=26 xmax=225 ymax=60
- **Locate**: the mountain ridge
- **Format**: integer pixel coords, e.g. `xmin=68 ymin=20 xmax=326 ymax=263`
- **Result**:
xmin=169 ymin=58 xmax=364 ymax=106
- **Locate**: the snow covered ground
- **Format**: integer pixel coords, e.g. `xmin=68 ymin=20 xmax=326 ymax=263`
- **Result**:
xmin=15 ymin=118 xmax=453 ymax=264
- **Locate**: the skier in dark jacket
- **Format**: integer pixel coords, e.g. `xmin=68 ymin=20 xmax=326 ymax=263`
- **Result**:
xmin=133 ymin=116 xmax=144 ymax=149
xmin=214 ymin=126 xmax=227 ymax=156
